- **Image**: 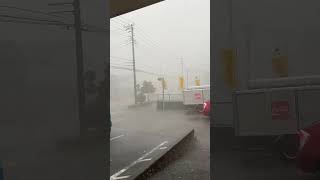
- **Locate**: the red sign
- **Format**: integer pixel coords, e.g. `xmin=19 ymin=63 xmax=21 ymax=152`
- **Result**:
xmin=194 ymin=93 xmax=202 ymax=100
xmin=272 ymin=101 xmax=289 ymax=120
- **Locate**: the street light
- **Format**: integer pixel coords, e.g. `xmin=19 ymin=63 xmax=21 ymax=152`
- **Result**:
xmin=157 ymin=77 xmax=165 ymax=111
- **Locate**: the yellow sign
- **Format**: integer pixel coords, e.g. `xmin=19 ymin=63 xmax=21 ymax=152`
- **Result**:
xmin=195 ymin=78 xmax=200 ymax=86
xmin=162 ymin=79 xmax=167 ymax=90
xmin=179 ymin=76 xmax=184 ymax=90
xmin=272 ymin=55 xmax=288 ymax=77
xmin=221 ymin=48 xmax=236 ymax=88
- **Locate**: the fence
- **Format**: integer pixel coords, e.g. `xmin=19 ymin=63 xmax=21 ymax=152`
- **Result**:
xmin=156 ymin=93 xmax=184 ymax=110
xmin=156 ymin=93 xmax=183 ymax=102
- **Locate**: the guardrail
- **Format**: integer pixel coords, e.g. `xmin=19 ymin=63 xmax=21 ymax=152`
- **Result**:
xmin=156 ymin=93 xmax=183 ymax=102
xmin=155 ymin=93 xmax=184 ymax=110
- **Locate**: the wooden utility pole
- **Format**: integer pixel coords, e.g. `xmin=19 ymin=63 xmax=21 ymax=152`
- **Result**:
xmin=73 ymin=0 xmax=86 ymax=135
xmin=125 ymin=24 xmax=137 ymax=104
xmin=49 ymin=0 xmax=86 ymax=135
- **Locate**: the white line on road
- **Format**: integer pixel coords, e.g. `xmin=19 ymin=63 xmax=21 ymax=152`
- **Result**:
xmin=159 ymin=147 xmax=168 ymax=150
xmin=110 ymin=134 xmax=125 ymax=141
xmin=110 ymin=141 xmax=168 ymax=180
xmin=111 ymin=176 xmax=130 ymax=180
xmin=137 ymin=158 xmax=152 ymax=162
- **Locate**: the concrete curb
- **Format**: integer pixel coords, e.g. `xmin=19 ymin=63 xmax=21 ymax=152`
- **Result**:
xmin=134 ymin=128 xmax=195 ymax=180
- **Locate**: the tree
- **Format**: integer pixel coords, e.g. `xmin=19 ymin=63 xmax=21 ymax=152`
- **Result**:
xmin=136 ymin=92 xmax=146 ymax=104
xmin=140 ymin=81 xmax=156 ymax=102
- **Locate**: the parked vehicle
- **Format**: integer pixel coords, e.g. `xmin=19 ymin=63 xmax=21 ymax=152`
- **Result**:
xmin=183 ymin=85 xmax=210 ymax=107
xmin=202 ymin=100 xmax=211 ymax=116
xmin=296 ymin=121 xmax=320 ymax=173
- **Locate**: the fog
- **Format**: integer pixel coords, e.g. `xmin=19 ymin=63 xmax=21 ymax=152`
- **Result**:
xmin=110 ymin=0 xmax=210 ymax=106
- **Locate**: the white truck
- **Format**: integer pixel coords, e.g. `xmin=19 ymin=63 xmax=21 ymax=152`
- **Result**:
xmin=183 ymin=85 xmax=210 ymax=107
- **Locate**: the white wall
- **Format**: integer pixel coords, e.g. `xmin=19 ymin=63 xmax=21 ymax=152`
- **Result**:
xmin=213 ymin=0 xmax=320 ymax=127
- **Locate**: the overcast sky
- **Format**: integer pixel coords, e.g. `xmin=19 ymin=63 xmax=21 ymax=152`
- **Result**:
xmin=110 ymin=0 xmax=210 ymax=93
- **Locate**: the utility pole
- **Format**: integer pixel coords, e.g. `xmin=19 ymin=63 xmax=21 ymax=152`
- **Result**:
xmin=126 ymin=24 xmax=137 ymax=104
xmin=158 ymin=77 xmax=165 ymax=111
xmin=48 ymin=0 xmax=86 ymax=136
xmin=73 ymin=0 xmax=86 ymax=135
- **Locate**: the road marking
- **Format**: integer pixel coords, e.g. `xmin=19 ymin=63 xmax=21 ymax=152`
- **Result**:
xmin=137 ymin=158 xmax=152 ymax=162
xmin=110 ymin=134 xmax=125 ymax=141
xmin=112 ymin=176 xmax=130 ymax=180
xmin=110 ymin=141 xmax=168 ymax=180
xmin=159 ymin=147 xmax=168 ymax=150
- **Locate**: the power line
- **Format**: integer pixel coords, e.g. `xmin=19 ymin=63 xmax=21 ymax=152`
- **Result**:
xmin=110 ymin=29 xmax=129 ymax=36
xmin=110 ymin=65 xmax=162 ymax=77
xmin=112 ymin=22 xmax=161 ymax=52
xmin=110 ymin=56 xmax=132 ymax=61
xmin=116 ymin=16 xmax=134 ymax=25
xmin=110 ymin=65 xmax=133 ymax=71
xmin=110 ymin=57 xmax=132 ymax=64
xmin=0 ymin=5 xmax=73 ymax=22
xmin=110 ymin=62 xmax=133 ymax=67
xmin=124 ymin=23 xmax=179 ymax=58
xmin=110 ymin=23 xmax=126 ymax=32
xmin=110 ymin=18 xmax=127 ymax=28
xmin=0 ymin=18 xmax=71 ymax=27
xmin=110 ymin=19 xmax=182 ymax=79
xmin=115 ymin=16 xmax=134 ymax=26
xmin=135 ymin=27 xmax=159 ymax=46
xmin=111 ymin=19 xmax=159 ymax=48
xmin=110 ymin=58 xmax=133 ymax=63
xmin=0 ymin=15 xmax=109 ymax=33
xmin=110 ymin=32 xmax=130 ymax=39
xmin=110 ymin=26 xmax=125 ymax=32
xmin=111 ymin=17 xmax=180 ymax=58
xmin=0 ymin=14 xmax=71 ymax=24
xmin=110 ymin=60 xmax=133 ymax=65
xmin=0 ymin=18 xmax=109 ymax=33
xmin=110 ymin=41 xmax=132 ymax=49
xmin=111 ymin=18 xmax=175 ymax=55
xmin=134 ymin=35 xmax=157 ymax=49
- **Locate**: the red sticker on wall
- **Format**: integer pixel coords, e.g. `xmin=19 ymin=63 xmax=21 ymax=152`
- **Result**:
xmin=194 ymin=93 xmax=202 ymax=100
xmin=272 ymin=101 xmax=289 ymax=120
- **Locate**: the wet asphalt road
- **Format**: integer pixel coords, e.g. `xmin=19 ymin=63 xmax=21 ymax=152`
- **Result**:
xmin=147 ymin=111 xmax=210 ymax=180
xmin=110 ymin=104 xmax=206 ymax=180
xmin=110 ymin=104 xmax=320 ymax=180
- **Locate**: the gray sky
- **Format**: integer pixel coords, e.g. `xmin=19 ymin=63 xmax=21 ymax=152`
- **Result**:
xmin=110 ymin=0 xmax=210 ymax=93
